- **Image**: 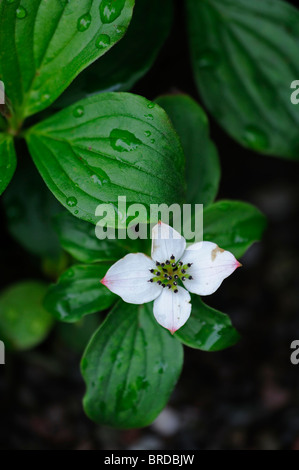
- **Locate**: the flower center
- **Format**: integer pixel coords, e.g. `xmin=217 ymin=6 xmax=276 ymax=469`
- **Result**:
xmin=148 ymin=255 xmax=193 ymax=293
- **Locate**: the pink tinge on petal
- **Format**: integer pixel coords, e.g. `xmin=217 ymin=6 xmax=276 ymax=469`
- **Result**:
xmin=181 ymin=241 xmax=241 ymax=296
xmin=153 ymin=286 xmax=191 ymax=333
xmin=100 ymin=253 xmax=161 ymax=305
xmin=100 ymin=277 xmax=108 ymax=286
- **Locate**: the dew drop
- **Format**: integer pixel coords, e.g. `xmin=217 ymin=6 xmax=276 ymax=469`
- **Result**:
xmin=74 ymin=210 xmax=79 ymax=215
xmin=197 ymin=49 xmax=220 ymax=69
xmin=110 ymin=129 xmax=141 ymax=152
xmin=16 ymin=6 xmax=27 ymax=18
xmin=77 ymin=13 xmax=91 ymax=32
xmin=144 ymin=114 xmax=153 ymax=120
xmin=73 ymin=105 xmax=84 ymax=117
xmin=95 ymin=33 xmax=111 ymax=49
xmin=243 ymin=125 xmax=269 ymax=151
xmin=147 ymin=102 xmax=155 ymax=109
xmin=66 ymin=196 xmax=78 ymax=207
xmin=56 ymin=299 xmax=72 ymax=319
xmin=116 ymin=25 xmax=126 ymax=34
xmin=144 ymin=130 xmax=151 ymax=137
xmin=150 ymin=139 xmax=155 ymax=144
xmin=99 ymin=0 xmax=125 ymax=24
xmin=91 ymin=174 xmax=103 ymax=186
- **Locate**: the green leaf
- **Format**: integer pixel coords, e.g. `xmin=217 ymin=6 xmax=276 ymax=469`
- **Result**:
xmin=55 ymin=211 xmax=145 ymax=263
xmin=186 ymin=0 xmax=299 ymax=159
xmin=0 ymin=115 xmax=6 ymax=130
xmin=203 ymin=200 xmax=267 ymax=258
xmin=44 ymin=264 xmax=116 ymax=322
xmin=81 ymin=301 xmax=183 ymax=428
xmin=175 ymin=295 xmax=240 ymax=351
xmin=0 ymin=281 xmax=54 ymax=351
xmin=26 ymin=93 xmax=185 ymax=225
xmin=58 ymin=0 xmax=173 ymax=106
xmin=3 ymin=158 xmax=63 ymax=258
xmin=0 ymin=134 xmax=16 ymax=196
xmin=156 ymin=94 xmax=220 ymax=206
xmin=0 ymin=0 xmax=135 ymax=122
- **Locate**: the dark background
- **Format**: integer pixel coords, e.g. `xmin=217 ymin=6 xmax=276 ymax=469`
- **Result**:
xmin=1 ymin=0 xmax=299 ymax=450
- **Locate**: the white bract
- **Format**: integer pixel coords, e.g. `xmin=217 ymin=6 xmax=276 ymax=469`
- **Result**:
xmin=101 ymin=222 xmax=241 ymax=333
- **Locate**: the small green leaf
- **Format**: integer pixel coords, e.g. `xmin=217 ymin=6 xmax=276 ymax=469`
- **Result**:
xmin=81 ymin=302 xmax=183 ymax=428
xmin=55 ymin=211 xmax=145 ymax=263
xmin=44 ymin=264 xmax=116 ymax=322
xmin=186 ymin=0 xmax=299 ymax=159
xmin=156 ymin=94 xmax=220 ymax=206
xmin=26 ymin=93 xmax=185 ymax=225
xmin=0 ymin=134 xmax=16 ymax=196
xmin=3 ymin=158 xmax=63 ymax=258
xmin=0 ymin=281 xmax=54 ymax=351
xmin=203 ymin=200 xmax=267 ymax=258
xmin=58 ymin=0 xmax=173 ymax=105
xmin=0 ymin=0 xmax=135 ymax=121
xmin=175 ymin=296 xmax=240 ymax=351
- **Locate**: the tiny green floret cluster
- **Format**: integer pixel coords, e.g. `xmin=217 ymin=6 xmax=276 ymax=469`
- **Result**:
xmin=149 ymin=255 xmax=193 ymax=292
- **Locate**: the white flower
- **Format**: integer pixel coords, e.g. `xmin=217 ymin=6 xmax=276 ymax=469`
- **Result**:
xmin=101 ymin=222 xmax=241 ymax=334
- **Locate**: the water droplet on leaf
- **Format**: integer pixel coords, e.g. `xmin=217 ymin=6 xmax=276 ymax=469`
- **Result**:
xmin=56 ymin=299 xmax=72 ymax=319
xmin=116 ymin=25 xmax=126 ymax=34
xmin=110 ymin=129 xmax=141 ymax=152
xmin=243 ymin=126 xmax=269 ymax=150
xmin=66 ymin=196 xmax=78 ymax=207
xmin=95 ymin=34 xmax=111 ymax=49
xmin=77 ymin=13 xmax=91 ymax=32
xmin=91 ymin=174 xmax=103 ymax=186
xmin=16 ymin=6 xmax=27 ymax=18
xmin=73 ymin=106 xmax=84 ymax=117
xmin=144 ymin=130 xmax=151 ymax=137
xmin=147 ymin=102 xmax=155 ymax=109
xmin=99 ymin=0 xmax=125 ymax=24
xmin=144 ymin=114 xmax=153 ymax=120
xmin=198 ymin=49 xmax=220 ymax=69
